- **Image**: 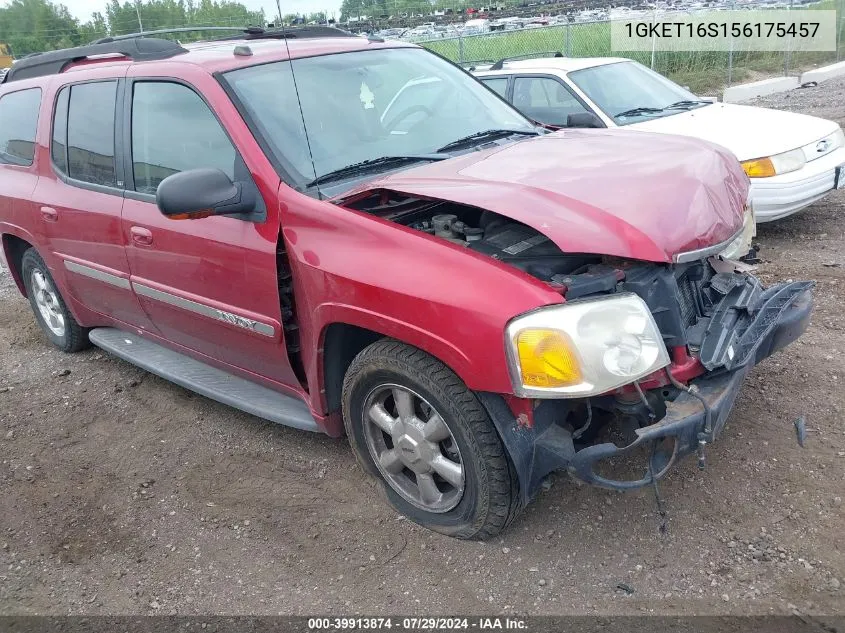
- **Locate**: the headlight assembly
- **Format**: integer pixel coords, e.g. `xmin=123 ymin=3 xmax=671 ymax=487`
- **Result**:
xmin=719 ymin=200 xmax=756 ymax=261
xmin=505 ymin=294 xmax=670 ymax=398
xmin=741 ymin=147 xmax=806 ymax=178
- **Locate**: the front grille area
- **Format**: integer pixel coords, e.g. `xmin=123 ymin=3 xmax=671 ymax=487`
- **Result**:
xmin=675 ymin=261 xmax=716 ymax=328
xmin=677 ymin=273 xmax=699 ymax=327
xmin=620 ymin=259 xmax=719 ymax=348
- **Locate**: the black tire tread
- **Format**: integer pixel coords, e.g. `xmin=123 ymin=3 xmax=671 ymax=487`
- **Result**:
xmin=21 ymin=248 xmax=90 ymax=353
xmin=342 ymin=339 xmax=521 ymax=540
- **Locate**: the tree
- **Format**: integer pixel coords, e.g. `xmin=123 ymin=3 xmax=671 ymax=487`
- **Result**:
xmin=78 ymin=12 xmax=109 ymax=42
xmin=0 ymin=0 xmax=84 ymax=56
xmin=0 ymin=0 xmax=267 ymax=56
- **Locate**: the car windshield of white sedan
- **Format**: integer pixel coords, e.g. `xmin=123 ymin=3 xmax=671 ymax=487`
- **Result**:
xmin=568 ymin=61 xmax=710 ymax=125
xmin=224 ymin=48 xmax=535 ymax=186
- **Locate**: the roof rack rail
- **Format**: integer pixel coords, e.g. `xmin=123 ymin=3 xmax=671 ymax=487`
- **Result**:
xmin=1 ymin=25 xmax=357 ymax=85
xmin=90 ymin=26 xmax=257 ymax=44
xmin=489 ymin=51 xmax=564 ymax=71
xmin=3 ymin=37 xmax=187 ymax=84
xmin=212 ymin=25 xmax=355 ymax=41
xmin=91 ymin=25 xmax=355 ymax=45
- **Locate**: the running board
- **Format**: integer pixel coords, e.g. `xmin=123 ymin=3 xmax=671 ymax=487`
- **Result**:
xmin=88 ymin=328 xmax=320 ymax=432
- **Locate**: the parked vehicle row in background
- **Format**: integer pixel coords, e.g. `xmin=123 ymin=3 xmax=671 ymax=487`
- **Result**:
xmin=0 ymin=28 xmax=813 ymax=538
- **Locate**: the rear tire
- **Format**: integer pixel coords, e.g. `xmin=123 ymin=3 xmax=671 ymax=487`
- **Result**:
xmin=21 ymin=248 xmax=90 ymax=353
xmin=342 ymin=339 xmax=521 ymax=540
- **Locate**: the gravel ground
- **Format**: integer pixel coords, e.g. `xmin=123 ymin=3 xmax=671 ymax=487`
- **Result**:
xmin=1 ymin=79 xmax=844 ymax=618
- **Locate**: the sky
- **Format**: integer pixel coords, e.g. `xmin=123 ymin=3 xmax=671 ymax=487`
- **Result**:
xmin=57 ymin=0 xmax=345 ymax=23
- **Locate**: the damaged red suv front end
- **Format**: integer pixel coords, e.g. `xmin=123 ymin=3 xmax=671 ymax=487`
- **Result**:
xmin=335 ymin=127 xmax=814 ymax=498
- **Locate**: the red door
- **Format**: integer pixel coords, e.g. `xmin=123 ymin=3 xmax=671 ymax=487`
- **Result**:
xmin=120 ymin=77 xmax=298 ymax=387
xmin=34 ymin=77 xmax=156 ymax=331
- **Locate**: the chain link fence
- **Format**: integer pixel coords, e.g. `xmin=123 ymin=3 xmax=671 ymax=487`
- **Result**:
xmin=414 ymin=2 xmax=845 ymax=94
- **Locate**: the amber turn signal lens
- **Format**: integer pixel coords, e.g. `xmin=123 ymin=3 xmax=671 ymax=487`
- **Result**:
xmin=515 ymin=328 xmax=582 ymax=388
xmin=168 ymin=209 xmax=215 ymax=220
xmin=741 ymin=157 xmax=776 ymax=178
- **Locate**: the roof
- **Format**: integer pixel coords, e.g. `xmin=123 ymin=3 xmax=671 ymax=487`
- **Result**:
xmin=473 ymin=56 xmax=630 ymax=76
xmin=2 ymin=28 xmax=415 ymax=84
xmin=180 ymin=36 xmax=415 ymax=74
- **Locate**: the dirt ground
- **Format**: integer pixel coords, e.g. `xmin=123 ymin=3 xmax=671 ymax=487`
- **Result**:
xmin=1 ymin=79 xmax=844 ymax=619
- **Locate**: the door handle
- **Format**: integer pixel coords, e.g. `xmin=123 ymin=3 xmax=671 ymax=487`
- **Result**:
xmin=40 ymin=206 xmax=58 ymax=222
xmin=130 ymin=226 xmax=153 ymax=246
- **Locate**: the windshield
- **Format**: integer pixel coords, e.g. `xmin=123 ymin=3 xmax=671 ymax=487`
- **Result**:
xmin=223 ymin=47 xmax=534 ymax=186
xmin=568 ymin=61 xmax=707 ymax=125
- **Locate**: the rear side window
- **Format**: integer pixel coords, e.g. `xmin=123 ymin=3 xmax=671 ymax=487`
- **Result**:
xmin=131 ymin=82 xmax=236 ymax=195
xmin=0 ymin=88 xmax=42 ymax=166
xmin=58 ymin=81 xmax=118 ymax=187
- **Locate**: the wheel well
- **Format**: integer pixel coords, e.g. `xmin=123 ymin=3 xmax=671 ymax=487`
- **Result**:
xmin=1 ymin=234 xmax=33 ymax=296
xmin=322 ymin=323 xmax=383 ymax=415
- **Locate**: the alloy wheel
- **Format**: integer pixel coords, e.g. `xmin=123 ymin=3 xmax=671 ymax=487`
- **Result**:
xmin=30 ymin=269 xmax=66 ymax=338
xmin=362 ymin=384 xmax=465 ymax=513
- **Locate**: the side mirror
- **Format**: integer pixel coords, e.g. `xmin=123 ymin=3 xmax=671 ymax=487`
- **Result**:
xmin=156 ymin=168 xmax=256 ymax=220
xmin=566 ymin=112 xmax=604 ymax=128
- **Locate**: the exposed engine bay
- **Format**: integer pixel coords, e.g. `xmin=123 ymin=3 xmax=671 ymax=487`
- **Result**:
xmin=343 ymin=190 xmax=603 ymax=282
xmin=344 ymin=189 xmax=812 ymax=378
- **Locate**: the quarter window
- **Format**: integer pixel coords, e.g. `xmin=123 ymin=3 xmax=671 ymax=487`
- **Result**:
xmin=66 ymin=81 xmax=118 ymax=186
xmin=481 ymin=77 xmax=509 ymax=98
xmin=0 ymin=88 xmax=42 ymax=166
xmin=131 ymin=82 xmax=236 ymax=195
xmin=51 ymin=87 xmax=69 ymax=173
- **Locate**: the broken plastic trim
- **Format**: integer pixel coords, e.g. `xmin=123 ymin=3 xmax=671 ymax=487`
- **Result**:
xmin=699 ymin=280 xmax=815 ymax=371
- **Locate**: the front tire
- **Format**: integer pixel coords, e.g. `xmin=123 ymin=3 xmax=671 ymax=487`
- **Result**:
xmin=342 ymin=340 xmax=521 ymax=539
xmin=21 ymin=248 xmax=90 ymax=353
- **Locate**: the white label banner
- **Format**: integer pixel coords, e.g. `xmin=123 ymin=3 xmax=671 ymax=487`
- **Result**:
xmin=611 ymin=9 xmax=837 ymax=52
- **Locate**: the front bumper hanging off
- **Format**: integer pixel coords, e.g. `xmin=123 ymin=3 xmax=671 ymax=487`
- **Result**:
xmin=481 ymin=279 xmax=814 ymax=501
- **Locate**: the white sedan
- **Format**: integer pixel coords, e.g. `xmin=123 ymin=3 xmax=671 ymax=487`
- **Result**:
xmin=474 ymin=57 xmax=845 ymax=222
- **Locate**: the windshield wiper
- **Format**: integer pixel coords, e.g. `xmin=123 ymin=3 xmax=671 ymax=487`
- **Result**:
xmin=665 ymin=99 xmax=712 ymax=110
xmin=436 ymin=129 xmax=538 ymax=153
xmin=614 ymin=106 xmax=665 ymax=118
xmin=307 ymin=154 xmax=448 ymax=187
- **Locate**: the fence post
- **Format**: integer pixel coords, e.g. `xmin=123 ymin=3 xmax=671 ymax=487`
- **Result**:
xmin=728 ymin=40 xmax=733 ymax=87
xmin=565 ymin=20 xmax=571 ymax=56
xmin=784 ymin=0 xmax=793 ymax=76
xmin=650 ymin=7 xmax=656 ymax=68
xmin=458 ymin=31 xmax=464 ymax=64
xmin=727 ymin=0 xmax=735 ymax=90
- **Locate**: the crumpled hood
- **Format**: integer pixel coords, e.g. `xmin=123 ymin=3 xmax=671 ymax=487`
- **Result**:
xmin=630 ymin=103 xmax=840 ymax=161
xmin=338 ymin=128 xmax=749 ymax=263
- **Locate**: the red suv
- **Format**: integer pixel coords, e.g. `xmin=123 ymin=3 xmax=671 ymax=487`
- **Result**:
xmin=0 ymin=27 xmax=813 ymax=539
